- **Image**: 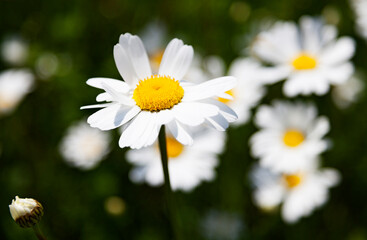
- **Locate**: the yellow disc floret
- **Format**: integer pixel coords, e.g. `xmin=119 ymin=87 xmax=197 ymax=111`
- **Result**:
xmin=292 ymin=53 xmax=317 ymax=70
xmin=166 ymin=137 xmax=184 ymax=158
xmin=283 ymin=129 xmax=304 ymax=147
xmin=283 ymin=174 xmax=302 ymax=188
xmin=133 ymin=75 xmax=184 ymax=112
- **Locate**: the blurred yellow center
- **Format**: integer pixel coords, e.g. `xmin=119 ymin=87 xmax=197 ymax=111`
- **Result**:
xmin=218 ymin=90 xmax=234 ymax=104
xmin=284 ymin=174 xmax=302 ymax=188
xmin=151 ymin=50 xmax=164 ymax=66
xmin=133 ymin=75 xmax=184 ymax=112
xmin=292 ymin=53 xmax=317 ymax=70
xmin=283 ymin=129 xmax=304 ymax=147
xmin=166 ymin=137 xmax=184 ymax=158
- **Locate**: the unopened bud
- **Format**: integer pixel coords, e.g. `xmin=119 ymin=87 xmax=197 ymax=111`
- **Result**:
xmin=9 ymin=196 xmax=44 ymax=228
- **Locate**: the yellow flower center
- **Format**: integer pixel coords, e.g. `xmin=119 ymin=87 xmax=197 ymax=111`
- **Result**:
xmin=151 ymin=50 xmax=164 ymax=66
xmin=283 ymin=174 xmax=302 ymax=188
xmin=292 ymin=53 xmax=317 ymax=70
xmin=218 ymin=90 xmax=234 ymax=104
xmin=133 ymin=75 xmax=184 ymax=112
xmin=166 ymin=137 xmax=184 ymax=158
xmin=283 ymin=129 xmax=304 ymax=147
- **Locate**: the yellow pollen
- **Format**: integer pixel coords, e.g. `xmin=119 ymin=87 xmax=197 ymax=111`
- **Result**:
xmin=292 ymin=53 xmax=317 ymax=70
xmin=133 ymin=75 xmax=184 ymax=112
xmin=166 ymin=137 xmax=184 ymax=158
xmin=283 ymin=129 xmax=304 ymax=147
xmin=218 ymin=90 xmax=234 ymax=104
xmin=283 ymin=174 xmax=302 ymax=188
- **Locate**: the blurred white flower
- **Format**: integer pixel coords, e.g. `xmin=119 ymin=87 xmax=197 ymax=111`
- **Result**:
xmin=351 ymin=0 xmax=367 ymax=40
xmin=332 ymin=74 xmax=365 ymax=109
xmin=1 ymin=36 xmax=28 ymax=65
xmin=126 ymin=129 xmax=225 ymax=192
xmin=201 ymin=210 xmax=244 ymax=240
xmin=252 ymin=16 xmax=355 ymax=96
xmin=227 ymin=57 xmax=283 ymax=125
xmin=9 ymin=196 xmax=43 ymax=228
xmin=59 ymin=121 xmax=111 ymax=170
xmin=0 ymin=69 xmax=34 ymax=116
xmin=250 ymin=163 xmax=340 ymax=223
xmin=250 ymin=101 xmax=330 ymax=173
xmin=82 ymin=33 xmax=237 ymax=149
xmin=185 ymin=54 xmax=226 ymax=84
xmin=35 ymin=52 xmax=59 ymax=79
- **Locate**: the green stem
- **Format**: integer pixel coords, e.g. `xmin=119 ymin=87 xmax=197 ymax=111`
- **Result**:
xmin=158 ymin=126 xmax=182 ymax=240
xmin=32 ymin=224 xmax=46 ymax=240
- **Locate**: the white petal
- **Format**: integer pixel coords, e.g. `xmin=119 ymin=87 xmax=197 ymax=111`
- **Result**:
xmin=87 ymin=104 xmax=139 ymax=130
xmin=205 ymin=114 xmax=229 ymax=131
xmin=81 ymin=103 xmax=112 ymax=109
xmin=101 ymin=82 xmax=135 ymax=105
xmin=319 ymin=37 xmax=355 ymax=65
xmin=172 ymin=102 xmax=219 ymax=126
xmin=167 ymin=121 xmax=193 ymax=145
xmin=322 ymin=63 xmax=354 ymax=84
xmin=307 ymin=116 xmax=330 ymax=139
xmin=204 ymin=99 xmax=238 ymax=122
xmin=113 ymin=44 xmax=139 ymax=87
xmin=127 ymin=35 xmax=152 ymax=80
xmin=159 ymin=45 xmax=193 ymax=80
xmin=158 ymin=39 xmax=184 ymax=75
xmin=182 ymin=76 xmax=237 ymax=101
xmin=86 ymin=77 xmax=130 ymax=93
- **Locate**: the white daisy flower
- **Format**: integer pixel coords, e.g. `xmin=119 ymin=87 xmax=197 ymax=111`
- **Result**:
xmin=351 ymin=0 xmax=367 ymax=40
xmin=226 ymin=57 xmax=287 ymax=125
xmin=0 ymin=69 xmax=34 ymax=116
xmin=250 ymin=101 xmax=330 ymax=173
xmin=250 ymin=163 xmax=340 ymax=223
xmin=82 ymin=33 xmax=237 ymax=149
xmin=332 ymin=74 xmax=365 ymax=109
xmin=252 ymin=16 xmax=355 ymax=96
xmin=126 ymin=129 xmax=225 ymax=192
xmin=1 ymin=36 xmax=28 ymax=65
xmin=59 ymin=121 xmax=111 ymax=170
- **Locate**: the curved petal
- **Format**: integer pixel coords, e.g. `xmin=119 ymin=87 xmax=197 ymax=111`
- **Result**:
xmin=159 ymin=45 xmax=193 ymax=80
xmin=182 ymin=76 xmax=237 ymax=101
xmin=167 ymin=120 xmax=193 ymax=145
xmin=113 ymin=44 xmax=139 ymax=87
xmin=158 ymin=38 xmax=184 ymax=75
xmin=171 ymin=102 xmax=219 ymax=126
xmin=127 ymin=35 xmax=152 ymax=80
xmin=86 ymin=77 xmax=130 ymax=93
xmin=319 ymin=37 xmax=355 ymax=66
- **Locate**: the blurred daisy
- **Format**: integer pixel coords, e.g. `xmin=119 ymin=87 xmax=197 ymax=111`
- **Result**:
xmin=332 ymin=74 xmax=365 ymax=109
xmin=250 ymin=101 xmax=330 ymax=173
xmin=1 ymin=36 xmax=28 ymax=65
xmin=59 ymin=121 xmax=111 ymax=170
xmin=126 ymin=129 xmax=225 ymax=192
xmin=201 ymin=210 xmax=244 ymax=240
xmin=82 ymin=33 xmax=237 ymax=149
xmin=0 ymin=69 xmax=34 ymax=116
xmin=252 ymin=16 xmax=355 ymax=96
xmin=250 ymin=163 xmax=340 ymax=223
xmin=227 ymin=57 xmax=288 ymax=125
xmin=351 ymin=0 xmax=367 ymax=39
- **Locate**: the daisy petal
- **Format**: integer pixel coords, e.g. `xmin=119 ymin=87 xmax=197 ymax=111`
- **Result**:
xmin=182 ymin=76 xmax=237 ymax=101
xmin=159 ymin=39 xmax=184 ymax=75
xmin=87 ymin=78 xmax=130 ymax=93
xmin=172 ymin=102 xmax=219 ymax=126
xmin=167 ymin=121 xmax=193 ymax=145
xmin=101 ymin=82 xmax=135 ymax=105
xmin=159 ymin=45 xmax=194 ymax=80
xmin=128 ymin=35 xmax=152 ymax=80
xmin=114 ymin=44 xmax=139 ymax=87
xmin=80 ymin=103 xmax=112 ymax=109
xmin=205 ymin=114 xmax=229 ymax=131
xmin=320 ymin=37 xmax=355 ymax=65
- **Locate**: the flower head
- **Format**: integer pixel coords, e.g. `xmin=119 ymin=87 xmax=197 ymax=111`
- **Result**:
xmin=250 ymin=101 xmax=330 ymax=173
xmin=351 ymin=0 xmax=367 ymax=40
xmin=250 ymin=163 xmax=340 ymax=223
xmin=252 ymin=16 xmax=355 ymax=96
xmin=59 ymin=120 xmax=111 ymax=170
xmin=9 ymin=196 xmax=44 ymax=228
xmin=82 ymin=33 xmax=237 ymax=149
xmin=126 ymin=129 xmax=225 ymax=191
xmin=0 ymin=69 xmax=34 ymax=116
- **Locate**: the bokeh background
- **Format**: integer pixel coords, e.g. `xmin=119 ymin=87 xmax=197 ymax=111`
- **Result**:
xmin=1 ymin=0 xmax=367 ymax=239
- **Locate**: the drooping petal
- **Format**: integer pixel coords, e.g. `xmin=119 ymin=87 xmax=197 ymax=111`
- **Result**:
xmin=167 ymin=121 xmax=193 ymax=145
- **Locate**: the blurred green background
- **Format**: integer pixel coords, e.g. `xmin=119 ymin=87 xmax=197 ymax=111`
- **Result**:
xmin=1 ymin=0 xmax=367 ymax=239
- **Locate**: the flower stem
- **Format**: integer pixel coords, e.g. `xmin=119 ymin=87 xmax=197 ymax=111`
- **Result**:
xmin=32 ymin=224 xmax=46 ymax=240
xmin=158 ymin=125 xmax=182 ymax=240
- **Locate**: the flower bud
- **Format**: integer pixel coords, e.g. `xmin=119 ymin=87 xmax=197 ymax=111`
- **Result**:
xmin=9 ymin=196 xmax=44 ymax=228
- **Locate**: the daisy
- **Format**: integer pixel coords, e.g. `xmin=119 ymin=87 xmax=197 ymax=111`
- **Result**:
xmin=82 ymin=33 xmax=237 ymax=149
xmin=0 ymin=69 xmax=34 ymax=116
xmin=250 ymin=101 xmax=330 ymax=173
xmin=59 ymin=120 xmax=111 ymax=170
xmin=252 ymin=16 xmax=355 ymax=96
xmin=351 ymin=0 xmax=367 ymax=40
xmin=332 ymin=74 xmax=364 ymax=109
xmin=250 ymin=163 xmax=340 ymax=223
xmin=126 ymin=129 xmax=225 ymax=192
xmin=227 ymin=57 xmax=287 ymax=125
xmin=1 ymin=36 xmax=28 ymax=66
